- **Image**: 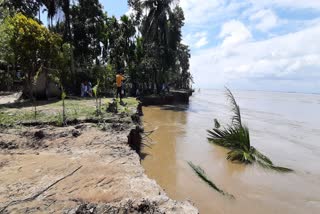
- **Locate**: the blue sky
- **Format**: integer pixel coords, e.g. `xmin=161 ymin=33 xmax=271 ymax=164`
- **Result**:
xmin=97 ymin=1 xmax=320 ymax=93
xmin=100 ymin=0 xmax=128 ymax=18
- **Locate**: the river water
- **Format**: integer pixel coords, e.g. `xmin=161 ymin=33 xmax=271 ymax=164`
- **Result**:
xmin=141 ymin=90 xmax=320 ymax=214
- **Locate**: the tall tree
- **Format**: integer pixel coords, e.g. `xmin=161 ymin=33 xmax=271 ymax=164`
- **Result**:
xmin=141 ymin=0 xmax=173 ymax=93
xmin=103 ymin=15 xmax=135 ymax=71
xmin=41 ymin=0 xmax=57 ymax=27
xmin=176 ymin=43 xmax=192 ymax=88
xmin=168 ymin=6 xmax=192 ymax=88
xmin=3 ymin=13 xmax=62 ymax=98
xmin=71 ymin=0 xmax=105 ymax=67
xmin=0 ymin=0 xmax=9 ymax=21
xmin=141 ymin=0 xmax=186 ymax=92
xmin=1 ymin=0 xmax=41 ymax=18
xmin=41 ymin=0 xmax=76 ymax=91
xmin=41 ymin=0 xmax=71 ymax=41
xmin=127 ymin=0 xmax=142 ymax=26
xmin=60 ymin=0 xmax=71 ymax=42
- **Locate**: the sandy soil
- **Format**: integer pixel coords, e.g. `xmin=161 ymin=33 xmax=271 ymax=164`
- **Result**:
xmin=0 ymin=116 xmax=198 ymax=213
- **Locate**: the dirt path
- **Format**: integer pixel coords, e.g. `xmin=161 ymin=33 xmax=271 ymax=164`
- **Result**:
xmin=0 ymin=92 xmax=21 ymax=105
xmin=0 ymin=119 xmax=198 ymax=213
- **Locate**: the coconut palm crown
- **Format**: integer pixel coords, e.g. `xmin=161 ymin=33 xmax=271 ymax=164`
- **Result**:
xmin=207 ymin=88 xmax=293 ymax=172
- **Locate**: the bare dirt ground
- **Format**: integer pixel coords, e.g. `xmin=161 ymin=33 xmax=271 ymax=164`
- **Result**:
xmin=0 ymin=97 xmax=198 ymax=213
xmin=0 ymin=92 xmax=21 ymax=105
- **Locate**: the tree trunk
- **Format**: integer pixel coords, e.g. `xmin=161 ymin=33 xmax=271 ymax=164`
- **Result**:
xmin=22 ymin=69 xmax=33 ymax=99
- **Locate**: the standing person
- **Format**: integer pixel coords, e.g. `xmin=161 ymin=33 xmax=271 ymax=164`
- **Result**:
xmin=84 ymin=81 xmax=88 ymax=97
xmin=87 ymin=81 xmax=93 ymax=97
xmin=116 ymin=69 xmax=125 ymax=102
xmin=81 ymin=82 xmax=85 ymax=97
xmin=121 ymin=74 xmax=126 ymax=97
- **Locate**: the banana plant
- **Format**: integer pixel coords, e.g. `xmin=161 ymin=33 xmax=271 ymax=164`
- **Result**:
xmin=61 ymin=88 xmax=66 ymax=124
xmin=47 ymin=66 xmax=67 ymax=126
xmin=92 ymin=80 xmax=101 ymax=115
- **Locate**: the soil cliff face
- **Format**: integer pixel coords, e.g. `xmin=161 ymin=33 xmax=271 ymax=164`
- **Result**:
xmin=0 ymin=115 xmax=198 ymax=213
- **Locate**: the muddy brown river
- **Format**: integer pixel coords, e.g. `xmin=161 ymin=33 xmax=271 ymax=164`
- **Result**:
xmin=142 ymin=90 xmax=320 ymax=214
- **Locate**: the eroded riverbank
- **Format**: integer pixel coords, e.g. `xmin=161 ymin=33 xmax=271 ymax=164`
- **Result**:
xmin=0 ymin=96 xmax=198 ymax=213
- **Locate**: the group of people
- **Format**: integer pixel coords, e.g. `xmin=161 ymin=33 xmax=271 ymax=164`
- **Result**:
xmin=80 ymin=81 xmax=93 ymax=97
xmin=80 ymin=69 xmax=171 ymax=101
xmin=80 ymin=69 xmax=126 ymax=101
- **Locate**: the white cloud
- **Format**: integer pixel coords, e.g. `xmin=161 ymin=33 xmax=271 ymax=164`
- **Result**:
xmin=248 ymin=0 xmax=320 ymax=10
xmin=180 ymin=0 xmax=221 ymax=25
xmin=180 ymin=0 xmax=248 ymax=27
xmin=183 ymin=31 xmax=208 ymax=49
xmin=219 ymin=20 xmax=252 ymax=47
xmin=178 ymin=0 xmax=320 ymax=92
xmin=180 ymin=0 xmax=320 ymax=30
xmin=191 ymin=22 xmax=320 ymax=92
xmin=194 ymin=37 xmax=208 ymax=48
xmin=250 ymin=9 xmax=279 ymax=32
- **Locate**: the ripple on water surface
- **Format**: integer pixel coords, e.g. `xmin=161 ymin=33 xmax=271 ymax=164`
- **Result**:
xmin=142 ymin=90 xmax=320 ymax=214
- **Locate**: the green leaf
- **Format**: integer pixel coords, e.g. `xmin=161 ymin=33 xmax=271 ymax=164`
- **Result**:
xmin=188 ymin=161 xmax=235 ymax=199
xmin=93 ymin=81 xmax=100 ymax=97
xmin=225 ymin=87 xmax=242 ymax=128
xmin=33 ymin=65 xmax=42 ymax=85
xmin=214 ymin=119 xmax=220 ymax=129
xmin=256 ymin=159 xmax=293 ymax=173
xmin=61 ymin=91 xmax=66 ymax=100
xmin=207 ymin=88 xmax=293 ymax=173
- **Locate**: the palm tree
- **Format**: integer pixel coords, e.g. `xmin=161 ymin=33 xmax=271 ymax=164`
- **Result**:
xmin=207 ymin=88 xmax=293 ymax=172
xmin=41 ymin=0 xmax=57 ymax=27
xmin=141 ymin=0 xmax=173 ymax=42
xmin=120 ymin=15 xmax=136 ymax=66
xmin=141 ymin=0 xmax=174 ymax=93
xmin=60 ymin=0 xmax=71 ymax=42
xmin=41 ymin=0 xmax=75 ymax=91
xmin=41 ymin=0 xmax=71 ymax=41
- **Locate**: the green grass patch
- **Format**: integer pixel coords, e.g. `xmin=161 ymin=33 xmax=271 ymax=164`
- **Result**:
xmin=0 ymin=97 xmax=138 ymax=126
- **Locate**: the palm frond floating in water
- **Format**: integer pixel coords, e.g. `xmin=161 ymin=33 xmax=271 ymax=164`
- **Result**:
xmin=225 ymin=87 xmax=242 ymax=128
xmin=188 ymin=161 xmax=235 ymax=199
xmin=214 ymin=118 xmax=220 ymax=129
xmin=256 ymin=159 xmax=293 ymax=172
xmin=207 ymin=88 xmax=293 ymax=173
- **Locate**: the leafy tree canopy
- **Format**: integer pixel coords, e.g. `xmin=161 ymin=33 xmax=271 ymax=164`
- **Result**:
xmin=3 ymin=13 xmax=63 ymax=96
xmin=1 ymin=0 xmax=41 ymax=18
